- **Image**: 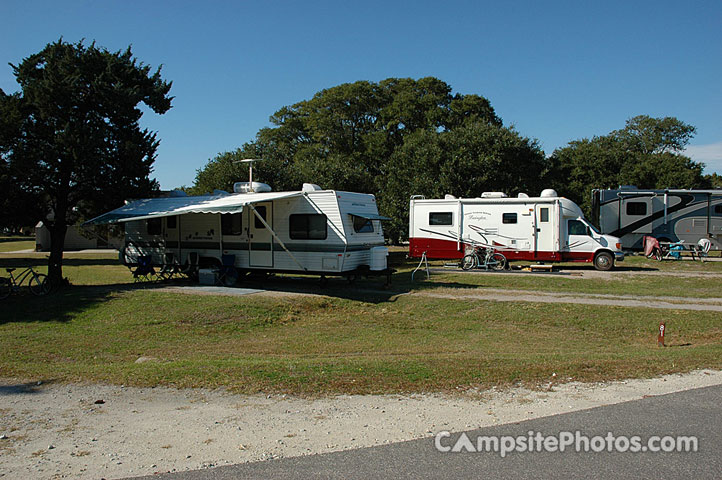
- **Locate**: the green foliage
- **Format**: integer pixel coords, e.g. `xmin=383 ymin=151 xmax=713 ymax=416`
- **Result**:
xmin=550 ymin=115 xmax=707 ymax=218
xmin=705 ymin=173 xmax=722 ymax=188
xmin=190 ymin=77 xmax=542 ymax=242
xmin=1 ymin=39 xmax=172 ymax=281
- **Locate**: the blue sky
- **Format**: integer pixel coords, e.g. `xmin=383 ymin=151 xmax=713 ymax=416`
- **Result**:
xmin=2 ymin=0 xmax=721 ymax=189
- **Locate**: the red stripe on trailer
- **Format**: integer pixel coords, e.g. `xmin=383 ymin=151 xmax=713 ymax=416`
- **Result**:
xmin=409 ymin=237 xmax=596 ymax=263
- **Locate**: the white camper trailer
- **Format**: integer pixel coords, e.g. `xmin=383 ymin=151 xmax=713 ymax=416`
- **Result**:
xmin=86 ymin=183 xmax=391 ymax=280
xmin=592 ymin=187 xmax=722 ymax=251
xmin=409 ymin=189 xmax=624 ymax=271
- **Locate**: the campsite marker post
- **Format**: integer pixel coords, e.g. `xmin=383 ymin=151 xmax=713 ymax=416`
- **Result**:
xmin=657 ymin=322 xmax=666 ymax=347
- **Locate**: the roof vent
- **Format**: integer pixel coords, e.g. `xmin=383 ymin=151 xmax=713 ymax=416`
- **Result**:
xmin=540 ymin=189 xmax=558 ymax=198
xmin=480 ymin=192 xmax=508 ymax=198
xmin=302 ymin=183 xmax=323 ymax=192
xmin=445 ymin=194 xmax=457 ymax=199
xmin=233 ymin=182 xmax=272 ymax=194
xmin=518 ymin=193 xmax=529 ymax=198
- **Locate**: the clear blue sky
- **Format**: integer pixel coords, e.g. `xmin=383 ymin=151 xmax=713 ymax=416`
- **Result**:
xmin=3 ymin=0 xmax=721 ymax=189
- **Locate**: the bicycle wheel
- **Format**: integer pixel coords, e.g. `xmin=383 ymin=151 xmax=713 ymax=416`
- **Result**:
xmin=29 ymin=274 xmax=51 ymax=296
xmin=0 ymin=278 xmax=11 ymax=300
xmin=490 ymin=253 xmax=507 ymax=271
xmin=461 ymin=254 xmax=477 ymax=270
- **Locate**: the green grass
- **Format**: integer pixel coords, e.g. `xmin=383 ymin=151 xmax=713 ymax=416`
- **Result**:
xmin=0 ymin=250 xmax=720 ymax=395
xmin=0 ymin=236 xmax=35 ymax=253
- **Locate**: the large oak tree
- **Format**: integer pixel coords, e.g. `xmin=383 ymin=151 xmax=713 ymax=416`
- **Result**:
xmin=1 ymin=39 xmax=172 ymax=284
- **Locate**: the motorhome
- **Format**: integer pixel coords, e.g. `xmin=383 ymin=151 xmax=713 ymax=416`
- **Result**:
xmin=592 ymin=187 xmax=722 ymax=250
xmin=409 ymin=189 xmax=624 ymax=271
xmin=86 ymin=183 xmax=390 ymax=279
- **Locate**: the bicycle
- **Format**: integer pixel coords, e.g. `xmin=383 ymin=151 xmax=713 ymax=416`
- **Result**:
xmin=0 ymin=266 xmax=51 ymax=299
xmin=461 ymin=246 xmax=507 ymax=271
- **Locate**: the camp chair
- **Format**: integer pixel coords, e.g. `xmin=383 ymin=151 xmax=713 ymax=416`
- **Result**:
xmin=217 ymin=254 xmax=238 ymax=286
xmin=158 ymin=252 xmax=180 ymax=280
xmin=132 ymin=255 xmax=156 ymax=282
xmin=691 ymin=238 xmax=712 ymax=261
xmin=179 ymin=252 xmax=200 ymax=279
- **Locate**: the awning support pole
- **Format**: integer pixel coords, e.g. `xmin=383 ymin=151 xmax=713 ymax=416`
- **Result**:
xmin=249 ymin=204 xmax=307 ymax=272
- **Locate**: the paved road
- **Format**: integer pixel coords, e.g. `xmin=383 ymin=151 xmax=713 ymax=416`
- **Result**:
xmin=131 ymin=384 xmax=721 ymax=479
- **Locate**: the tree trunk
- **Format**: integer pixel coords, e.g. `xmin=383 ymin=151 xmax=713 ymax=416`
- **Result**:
xmin=47 ymin=221 xmax=67 ymax=287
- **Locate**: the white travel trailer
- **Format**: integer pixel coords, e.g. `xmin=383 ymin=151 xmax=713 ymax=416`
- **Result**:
xmin=409 ymin=189 xmax=624 ymax=271
xmin=592 ymin=187 xmax=722 ymax=250
xmin=86 ymin=183 xmax=391 ymax=279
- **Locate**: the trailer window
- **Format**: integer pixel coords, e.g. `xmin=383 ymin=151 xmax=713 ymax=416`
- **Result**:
xmin=539 ymin=208 xmax=549 ymax=223
xmin=626 ymin=202 xmax=647 ymax=216
xmin=253 ymin=206 xmax=267 ymax=229
xmin=147 ymin=218 xmax=162 ymax=235
xmin=221 ymin=213 xmax=242 ymax=235
xmin=166 ymin=216 xmax=177 ymax=229
xmin=290 ymin=214 xmax=327 ymax=240
xmin=352 ymin=215 xmax=374 ymax=233
xmin=715 ymin=205 xmax=722 ymax=215
xmin=429 ymin=212 xmax=453 ymax=226
xmin=502 ymin=213 xmax=517 ymax=224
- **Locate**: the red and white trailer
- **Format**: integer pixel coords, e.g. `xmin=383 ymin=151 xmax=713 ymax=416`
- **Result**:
xmin=409 ymin=189 xmax=624 ymax=271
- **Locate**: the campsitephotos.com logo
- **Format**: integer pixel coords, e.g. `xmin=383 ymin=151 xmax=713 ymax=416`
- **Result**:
xmin=434 ymin=431 xmax=698 ymax=457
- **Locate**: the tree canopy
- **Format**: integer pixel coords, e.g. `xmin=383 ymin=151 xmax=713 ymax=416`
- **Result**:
xmin=1 ymin=39 xmax=172 ymax=283
xmin=190 ymin=77 xmax=546 ymax=241
xmin=549 ymin=115 xmax=708 ymax=219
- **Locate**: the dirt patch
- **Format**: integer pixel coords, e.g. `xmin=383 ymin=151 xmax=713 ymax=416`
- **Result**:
xmin=1 ymin=370 xmax=721 ymax=479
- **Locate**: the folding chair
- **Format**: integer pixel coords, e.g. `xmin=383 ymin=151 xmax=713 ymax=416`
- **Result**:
xmin=691 ymin=238 xmax=712 ymax=261
xmin=132 ymin=255 xmax=156 ymax=282
xmin=180 ymin=252 xmax=200 ymax=279
xmin=217 ymin=254 xmax=238 ymax=286
xmin=158 ymin=252 xmax=180 ymax=280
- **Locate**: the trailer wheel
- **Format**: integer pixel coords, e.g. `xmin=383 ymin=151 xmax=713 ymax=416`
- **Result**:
xmin=594 ymin=252 xmax=614 ymax=271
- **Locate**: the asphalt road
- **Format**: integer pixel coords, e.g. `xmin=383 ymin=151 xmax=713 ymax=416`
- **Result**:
xmin=130 ymin=384 xmax=721 ymax=480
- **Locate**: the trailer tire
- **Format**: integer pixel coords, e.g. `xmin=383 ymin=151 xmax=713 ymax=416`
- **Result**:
xmin=594 ymin=251 xmax=614 ymax=271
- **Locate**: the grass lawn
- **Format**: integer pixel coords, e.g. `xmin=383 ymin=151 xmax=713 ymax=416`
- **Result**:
xmin=0 ymin=236 xmax=35 ymax=253
xmin=0 ymin=250 xmax=720 ymax=395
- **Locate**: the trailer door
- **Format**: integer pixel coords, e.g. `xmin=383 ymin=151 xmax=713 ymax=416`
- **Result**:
xmin=249 ymin=202 xmax=273 ymax=267
xmin=535 ymin=205 xmax=554 ymax=253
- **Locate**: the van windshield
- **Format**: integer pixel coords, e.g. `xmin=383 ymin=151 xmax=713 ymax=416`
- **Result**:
xmin=582 ymin=220 xmax=600 ymax=234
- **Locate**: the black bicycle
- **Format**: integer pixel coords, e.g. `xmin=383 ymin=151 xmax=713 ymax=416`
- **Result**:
xmin=0 ymin=266 xmax=51 ymax=299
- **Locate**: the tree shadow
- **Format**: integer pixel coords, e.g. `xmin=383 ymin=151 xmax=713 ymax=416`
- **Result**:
xmin=0 ymin=257 xmax=121 ymax=268
xmin=558 ymin=264 xmax=660 ymax=273
xmin=0 ymin=379 xmax=57 ymax=395
xmin=0 ymin=283 xmax=138 ymax=324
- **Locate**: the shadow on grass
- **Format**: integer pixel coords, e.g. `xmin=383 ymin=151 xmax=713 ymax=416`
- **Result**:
xmin=557 ymin=264 xmax=660 ymax=273
xmin=0 ymin=283 xmax=139 ymax=324
xmin=0 ymin=237 xmax=33 ymax=243
xmin=0 ymin=257 xmax=121 ymax=268
xmin=0 ymin=380 xmax=57 ymax=395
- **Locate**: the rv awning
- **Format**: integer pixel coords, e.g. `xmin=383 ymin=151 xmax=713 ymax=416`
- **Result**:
xmin=348 ymin=213 xmax=392 ymax=221
xmin=84 ymin=191 xmax=304 ymax=225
